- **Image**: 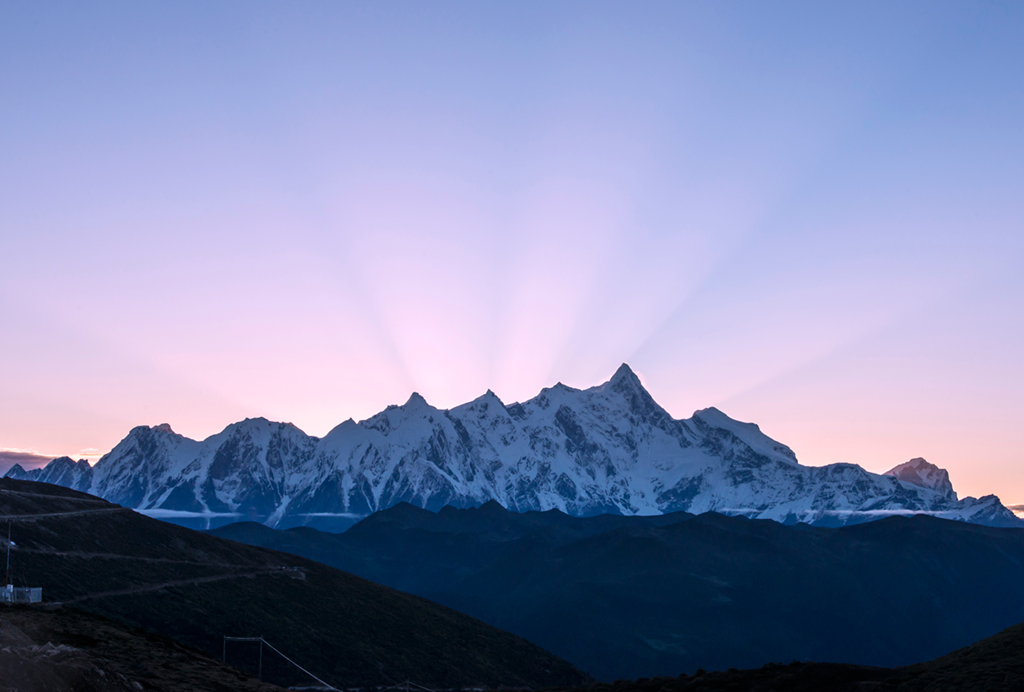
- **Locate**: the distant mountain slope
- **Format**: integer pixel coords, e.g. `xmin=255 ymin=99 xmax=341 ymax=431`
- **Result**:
xmin=0 ymin=478 xmax=587 ymax=689
xmin=552 ymin=619 xmax=1024 ymax=691
xmin=211 ymin=502 xmax=1024 ymax=681
xmin=8 ymin=364 xmax=1020 ymax=529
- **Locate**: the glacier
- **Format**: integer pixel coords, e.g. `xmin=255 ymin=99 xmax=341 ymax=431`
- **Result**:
xmin=6 ymin=364 xmax=1020 ymax=530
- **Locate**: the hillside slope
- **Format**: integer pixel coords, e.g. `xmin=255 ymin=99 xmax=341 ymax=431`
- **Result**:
xmin=0 ymin=478 xmax=587 ymax=689
xmin=212 ymin=501 xmax=1024 ymax=681
xmin=1 ymin=605 xmax=285 ymax=692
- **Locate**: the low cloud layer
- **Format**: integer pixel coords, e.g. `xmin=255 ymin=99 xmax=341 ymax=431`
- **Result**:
xmin=0 ymin=450 xmax=56 ymax=476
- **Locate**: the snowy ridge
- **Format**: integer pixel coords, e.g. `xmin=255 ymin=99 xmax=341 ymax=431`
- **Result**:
xmin=883 ymin=457 xmax=957 ymax=500
xmin=6 ymin=364 xmax=1021 ymax=529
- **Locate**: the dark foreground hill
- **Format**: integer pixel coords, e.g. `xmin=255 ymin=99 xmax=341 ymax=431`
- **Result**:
xmin=1 ymin=605 xmax=284 ymax=692
xmin=551 ymin=619 xmax=1024 ymax=691
xmin=0 ymin=479 xmax=587 ymax=689
xmin=211 ymin=500 xmax=1024 ymax=681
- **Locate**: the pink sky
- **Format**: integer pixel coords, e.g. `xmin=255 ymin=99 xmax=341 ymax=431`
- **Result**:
xmin=1 ymin=3 xmax=1022 ymax=504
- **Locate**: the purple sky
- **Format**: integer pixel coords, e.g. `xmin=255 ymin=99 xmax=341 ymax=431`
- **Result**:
xmin=1 ymin=2 xmax=1022 ymax=503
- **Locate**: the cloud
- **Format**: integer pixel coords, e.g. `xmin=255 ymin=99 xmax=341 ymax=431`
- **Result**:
xmin=0 ymin=450 xmax=55 ymax=475
xmin=134 ymin=509 xmax=241 ymax=519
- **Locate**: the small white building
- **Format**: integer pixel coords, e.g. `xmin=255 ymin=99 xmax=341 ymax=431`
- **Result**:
xmin=4 ymin=526 xmax=42 ymax=604
xmin=1 ymin=584 xmax=42 ymax=604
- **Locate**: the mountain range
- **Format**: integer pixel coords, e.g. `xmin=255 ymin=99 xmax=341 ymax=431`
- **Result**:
xmin=7 ymin=364 xmax=1020 ymax=529
xmin=211 ymin=501 xmax=1024 ymax=681
xmin=5 ymin=477 xmax=1024 ymax=689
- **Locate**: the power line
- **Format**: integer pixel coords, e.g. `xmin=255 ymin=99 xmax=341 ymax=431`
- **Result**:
xmin=222 ymin=636 xmax=443 ymax=692
xmin=223 ymin=635 xmax=339 ymax=691
xmin=381 ymin=681 xmax=438 ymax=692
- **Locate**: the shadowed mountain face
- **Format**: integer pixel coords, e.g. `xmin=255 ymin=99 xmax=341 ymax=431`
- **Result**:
xmin=0 ymin=479 xmax=587 ymax=689
xmin=553 ymin=619 xmax=1024 ymax=692
xmin=212 ymin=501 xmax=1024 ymax=681
xmin=7 ymin=365 xmax=1019 ymax=530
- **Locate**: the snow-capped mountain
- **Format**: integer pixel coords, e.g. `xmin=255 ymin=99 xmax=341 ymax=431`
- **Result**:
xmin=883 ymin=457 xmax=957 ymax=500
xmin=7 ymin=364 xmax=1021 ymax=529
xmin=12 ymin=455 xmax=93 ymax=490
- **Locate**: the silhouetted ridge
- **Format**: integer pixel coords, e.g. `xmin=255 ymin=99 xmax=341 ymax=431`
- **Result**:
xmin=477 ymin=499 xmax=509 ymax=515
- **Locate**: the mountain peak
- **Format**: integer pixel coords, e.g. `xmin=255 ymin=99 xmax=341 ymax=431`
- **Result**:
xmin=477 ymin=389 xmax=506 ymax=406
xmin=404 ymin=392 xmax=430 ymax=409
xmin=609 ymin=363 xmax=641 ymax=386
xmin=223 ymin=417 xmax=273 ymax=435
xmin=449 ymin=389 xmax=508 ymax=419
xmin=478 ymin=499 xmax=508 ymax=515
xmin=605 ymin=363 xmax=651 ymax=398
xmin=323 ymin=418 xmax=358 ymax=441
xmin=153 ymin=423 xmax=175 ymax=434
xmin=2 ymin=463 xmax=26 ymax=479
xmin=884 ymin=458 xmax=957 ymax=501
xmin=476 ymin=388 xmax=506 ymax=404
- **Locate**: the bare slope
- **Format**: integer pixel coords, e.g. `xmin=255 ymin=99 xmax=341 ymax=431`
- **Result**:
xmin=0 ymin=478 xmax=587 ymax=689
xmin=1 ymin=605 xmax=284 ymax=692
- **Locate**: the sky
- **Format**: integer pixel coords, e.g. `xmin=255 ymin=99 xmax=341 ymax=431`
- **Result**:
xmin=1 ymin=2 xmax=1022 ymax=504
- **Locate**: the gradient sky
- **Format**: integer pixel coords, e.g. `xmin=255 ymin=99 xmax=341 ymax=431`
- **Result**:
xmin=1 ymin=2 xmax=1022 ymax=503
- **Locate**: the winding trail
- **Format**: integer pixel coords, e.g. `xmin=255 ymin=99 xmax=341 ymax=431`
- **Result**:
xmin=2 ymin=489 xmax=307 ymax=610
xmin=0 ymin=506 xmax=130 ymax=522
xmin=0 ymin=488 xmax=110 ymax=502
xmin=54 ymin=568 xmax=289 ymax=605
xmin=1 ymin=494 xmax=304 ymax=605
xmin=14 ymin=548 xmax=236 ymax=566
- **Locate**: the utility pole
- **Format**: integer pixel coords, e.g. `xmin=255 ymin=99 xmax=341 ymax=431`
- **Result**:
xmin=5 ymin=522 xmax=10 ymax=587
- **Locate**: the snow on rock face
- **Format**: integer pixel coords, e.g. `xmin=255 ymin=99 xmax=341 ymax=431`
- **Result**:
xmin=883 ymin=458 xmax=957 ymax=501
xmin=4 ymin=457 xmax=93 ymax=490
xmin=5 ymin=364 xmax=1020 ymax=529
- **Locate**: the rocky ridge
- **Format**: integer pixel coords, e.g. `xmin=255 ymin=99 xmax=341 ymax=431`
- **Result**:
xmin=7 ymin=365 xmax=1020 ymax=529
xmin=883 ymin=457 xmax=957 ymax=500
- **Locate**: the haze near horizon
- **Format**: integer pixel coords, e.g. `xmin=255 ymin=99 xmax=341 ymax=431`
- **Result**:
xmin=1 ymin=2 xmax=1022 ymax=504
